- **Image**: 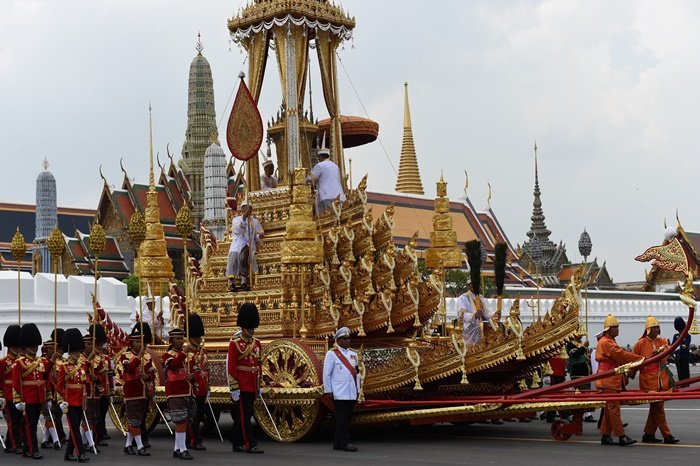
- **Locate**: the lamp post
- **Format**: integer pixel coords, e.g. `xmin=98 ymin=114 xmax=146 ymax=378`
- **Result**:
xmin=128 ymin=211 xmax=147 ymax=352
xmin=11 ymin=227 xmax=27 ymax=324
xmin=578 ymin=229 xmax=592 ymax=337
xmin=176 ymin=205 xmax=194 ymax=346
xmin=47 ymin=226 xmax=65 ymax=341
xmin=89 ymin=222 xmax=106 ymax=349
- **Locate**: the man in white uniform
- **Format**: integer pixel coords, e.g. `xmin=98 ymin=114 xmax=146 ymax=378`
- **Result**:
xmin=260 ymin=159 xmax=278 ymax=190
xmin=307 ymin=149 xmax=346 ymax=215
xmin=323 ymin=327 xmax=361 ymax=452
xmin=226 ymin=201 xmax=264 ymax=292
xmin=457 ymin=288 xmax=493 ymax=346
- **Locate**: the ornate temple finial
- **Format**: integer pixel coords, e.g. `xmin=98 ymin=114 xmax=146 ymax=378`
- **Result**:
xmin=526 ymin=141 xmax=551 ymax=242
xmin=395 ymin=82 xmax=424 ymax=195
xmin=464 ymin=170 xmax=468 ymax=195
xmin=196 ymin=31 xmax=204 ymax=55
xmin=99 ymin=164 xmax=108 ymax=187
xmin=436 ymin=174 xmax=447 ymax=198
xmin=487 ymin=182 xmax=492 ymax=209
xmin=148 ymin=103 xmax=155 ymax=191
xmin=42 ymin=158 xmax=49 ymax=170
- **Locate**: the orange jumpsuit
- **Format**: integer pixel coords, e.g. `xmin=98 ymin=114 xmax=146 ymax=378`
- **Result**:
xmin=633 ymin=336 xmax=672 ymax=438
xmin=595 ymin=334 xmax=643 ymax=436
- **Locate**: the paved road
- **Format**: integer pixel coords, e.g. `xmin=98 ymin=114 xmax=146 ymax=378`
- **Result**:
xmin=4 ymin=366 xmax=700 ymax=465
xmin=3 ymin=400 xmax=699 ymax=465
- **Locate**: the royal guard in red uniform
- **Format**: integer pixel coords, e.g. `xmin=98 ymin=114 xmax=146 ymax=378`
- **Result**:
xmin=2 ymin=324 xmax=23 ymax=454
xmin=56 ymin=328 xmax=90 ymax=463
xmin=12 ymin=323 xmax=49 ymax=459
xmin=116 ymin=324 xmax=153 ymax=456
xmin=227 ymin=303 xmax=264 ymax=454
xmin=595 ymin=314 xmax=645 ymax=446
xmin=96 ymin=339 xmax=113 ymax=445
xmin=40 ymin=330 xmax=64 ymax=450
xmin=633 ymin=316 xmax=680 ymax=444
xmin=79 ymin=331 xmax=100 ymax=453
xmin=86 ymin=325 xmax=110 ymax=448
xmin=163 ymin=327 xmax=197 ymax=460
xmin=186 ymin=314 xmax=208 ymax=451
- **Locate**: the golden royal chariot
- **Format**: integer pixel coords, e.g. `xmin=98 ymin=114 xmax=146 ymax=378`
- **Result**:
xmin=102 ymin=0 xmax=699 ymax=443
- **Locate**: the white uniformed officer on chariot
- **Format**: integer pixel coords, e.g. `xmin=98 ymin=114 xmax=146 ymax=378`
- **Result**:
xmin=323 ymin=327 xmax=362 ymax=452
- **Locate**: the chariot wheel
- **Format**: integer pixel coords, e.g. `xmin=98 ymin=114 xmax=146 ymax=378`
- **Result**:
xmin=254 ymin=339 xmax=323 ymax=442
xmin=109 ymin=396 xmax=160 ymax=435
xmin=551 ymin=419 xmax=572 ymax=441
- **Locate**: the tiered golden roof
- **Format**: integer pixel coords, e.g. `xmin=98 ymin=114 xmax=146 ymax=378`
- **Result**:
xmin=425 ymin=176 xmax=462 ymax=269
xmin=395 ymin=82 xmax=425 ymax=195
xmin=137 ymin=110 xmax=173 ymax=281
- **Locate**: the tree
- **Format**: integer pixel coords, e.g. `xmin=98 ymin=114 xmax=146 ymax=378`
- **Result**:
xmin=122 ymin=275 xmax=139 ymax=297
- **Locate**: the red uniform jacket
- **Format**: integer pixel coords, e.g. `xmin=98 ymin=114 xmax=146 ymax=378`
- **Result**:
xmin=192 ymin=346 xmax=209 ymax=397
xmin=57 ymin=358 xmax=88 ymax=407
xmin=93 ymin=354 xmax=110 ymax=398
xmin=117 ymin=349 xmax=155 ymax=401
xmin=2 ymin=353 xmax=18 ymax=401
xmin=162 ymin=349 xmax=193 ymax=398
xmin=12 ymin=355 xmax=49 ymax=404
xmin=227 ymin=337 xmax=261 ymax=393
xmin=595 ymin=335 xmax=644 ymax=390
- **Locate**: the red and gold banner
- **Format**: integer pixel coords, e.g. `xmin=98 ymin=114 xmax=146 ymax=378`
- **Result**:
xmin=226 ymin=76 xmax=263 ymax=161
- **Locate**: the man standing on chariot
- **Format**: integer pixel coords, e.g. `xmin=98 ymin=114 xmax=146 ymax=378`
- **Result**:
xmin=459 ymin=241 xmax=494 ymax=346
xmin=306 ymin=142 xmax=346 ymax=215
xmin=595 ymin=314 xmax=644 ymax=446
xmin=226 ymin=200 xmax=264 ymax=292
xmin=632 ymin=316 xmax=679 ymax=444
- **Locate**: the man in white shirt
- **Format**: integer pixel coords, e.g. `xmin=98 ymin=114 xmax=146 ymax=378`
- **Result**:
xmin=457 ymin=288 xmax=493 ymax=346
xmin=323 ymin=327 xmax=361 ymax=452
xmin=260 ymin=159 xmax=278 ymax=190
xmin=307 ymin=149 xmax=346 ymax=215
xmin=226 ymin=201 xmax=264 ymax=292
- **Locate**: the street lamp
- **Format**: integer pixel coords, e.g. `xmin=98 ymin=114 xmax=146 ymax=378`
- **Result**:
xmin=578 ymin=228 xmax=592 ymax=337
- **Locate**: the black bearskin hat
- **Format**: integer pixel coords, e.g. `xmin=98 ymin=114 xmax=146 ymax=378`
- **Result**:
xmin=130 ymin=322 xmax=153 ymax=344
xmin=674 ymin=316 xmax=686 ymax=333
xmin=237 ymin=302 xmax=260 ymax=329
xmin=494 ymin=243 xmax=508 ymax=297
xmin=187 ymin=314 xmax=205 ymax=339
xmin=88 ymin=324 xmax=107 ymax=345
xmin=3 ymin=324 xmax=21 ymax=348
xmin=63 ymin=328 xmax=85 ymax=353
xmin=50 ymin=328 xmax=65 ymax=348
xmin=20 ymin=323 xmax=43 ymax=347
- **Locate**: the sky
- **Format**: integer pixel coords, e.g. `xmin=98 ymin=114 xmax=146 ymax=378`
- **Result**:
xmin=1 ymin=0 xmax=699 ymax=282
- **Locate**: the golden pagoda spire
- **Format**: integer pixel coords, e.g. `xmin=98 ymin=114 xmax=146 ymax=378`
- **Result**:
xmin=395 ymin=82 xmax=425 ymax=195
xmin=137 ymin=104 xmax=174 ymax=281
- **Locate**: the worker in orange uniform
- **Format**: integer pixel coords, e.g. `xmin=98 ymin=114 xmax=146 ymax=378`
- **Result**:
xmin=632 ymin=315 xmax=679 ymax=444
xmin=595 ymin=314 xmax=644 ymax=446
xmin=227 ymin=303 xmax=264 ymax=454
xmin=56 ymin=328 xmax=90 ymax=463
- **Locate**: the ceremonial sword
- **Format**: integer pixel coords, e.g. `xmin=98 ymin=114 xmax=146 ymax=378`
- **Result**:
xmin=46 ymin=405 xmax=61 ymax=448
xmin=82 ymin=410 xmax=98 ymax=454
xmin=259 ymin=394 xmax=282 ymax=442
xmin=0 ymin=409 xmax=6 ymax=450
xmin=205 ymin=396 xmax=224 ymax=442
xmin=153 ymin=400 xmax=174 ymax=435
xmin=108 ymin=400 xmax=127 ymax=437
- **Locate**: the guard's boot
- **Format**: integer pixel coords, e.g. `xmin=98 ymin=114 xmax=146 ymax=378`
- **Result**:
xmin=600 ymin=435 xmax=617 ymax=445
xmin=642 ymin=433 xmax=662 ymax=444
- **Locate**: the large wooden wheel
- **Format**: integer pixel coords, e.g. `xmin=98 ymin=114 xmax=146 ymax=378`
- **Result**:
xmin=254 ymin=339 xmax=323 ymax=442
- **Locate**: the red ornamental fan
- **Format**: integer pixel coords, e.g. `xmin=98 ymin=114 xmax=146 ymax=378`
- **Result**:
xmin=226 ymin=75 xmax=263 ymax=161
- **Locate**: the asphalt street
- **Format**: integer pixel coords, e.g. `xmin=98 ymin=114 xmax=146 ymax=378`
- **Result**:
xmin=3 ymin=367 xmax=700 ymax=465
